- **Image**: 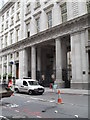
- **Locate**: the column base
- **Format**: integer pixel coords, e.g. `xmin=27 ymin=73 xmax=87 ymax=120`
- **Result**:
xmin=55 ymin=81 xmax=65 ymax=88
xmin=71 ymin=82 xmax=89 ymax=90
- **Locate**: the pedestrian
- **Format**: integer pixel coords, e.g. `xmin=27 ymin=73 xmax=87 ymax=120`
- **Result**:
xmin=50 ymin=74 xmax=55 ymax=89
xmin=41 ymin=75 xmax=45 ymax=87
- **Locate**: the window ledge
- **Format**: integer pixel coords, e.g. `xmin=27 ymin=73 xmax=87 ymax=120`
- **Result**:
xmin=16 ymin=19 xmax=20 ymax=23
xmin=10 ymin=23 xmax=14 ymax=27
xmin=34 ymin=5 xmax=41 ymax=10
xmin=25 ymin=11 xmax=31 ymax=16
xmin=5 ymin=27 xmax=8 ymax=30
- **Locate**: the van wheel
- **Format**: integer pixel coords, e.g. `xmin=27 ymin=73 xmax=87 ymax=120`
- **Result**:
xmin=15 ymin=88 xmax=19 ymax=93
xmin=28 ymin=90 xmax=32 ymax=95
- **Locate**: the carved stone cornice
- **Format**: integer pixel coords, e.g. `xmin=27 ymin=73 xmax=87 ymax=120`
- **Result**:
xmin=0 ymin=13 xmax=89 ymax=57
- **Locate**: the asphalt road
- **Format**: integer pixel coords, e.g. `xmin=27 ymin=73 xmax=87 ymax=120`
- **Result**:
xmin=0 ymin=90 xmax=88 ymax=119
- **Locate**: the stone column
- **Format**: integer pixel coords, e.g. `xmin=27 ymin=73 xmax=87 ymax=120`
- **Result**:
xmin=1 ymin=57 xmax=4 ymax=83
xmin=20 ymin=0 xmax=24 ymax=40
xmin=55 ymin=37 xmax=64 ymax=88
xmin=12 ymin=53 xmax=16 ymax=78
xmin=80 ymin=30 xmax=88 ymax=89
xmin=37 ymin=47 xmax=41 ymax=80
xmin=71 ymin=32 xmax=82 ymax=89
xmin=37 ymin=47 xmax=41 ymax=71
xmin=19 ymin=50 xmax=23 ymax=79
xmin=31 ymin=46 xmax=36 ymax=79
xmin=23 ymin=49 xmax=28 ymax=77
xmin=6 ymin=55 xmax=9 ymax=84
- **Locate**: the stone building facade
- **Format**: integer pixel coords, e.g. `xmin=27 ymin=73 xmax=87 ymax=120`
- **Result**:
xmin=0 ymin=0 xmax=90 ymax=89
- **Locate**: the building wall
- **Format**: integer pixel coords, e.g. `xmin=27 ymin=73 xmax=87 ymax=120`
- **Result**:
xmin=0 ymin=0 xmax=89 ymax=89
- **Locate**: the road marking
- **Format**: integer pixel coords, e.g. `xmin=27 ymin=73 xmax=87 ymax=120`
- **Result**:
xmin=15 ymin=110 xmax=19 ymax=112
xmin=6 ymin=104 xmax=19 ymax=108
xmin=49 ymin=100 xmax=55 ymax=103
xmin=0 ymin=116 xmax=9 ymax=120
xmin=55 ymin=110 xmax=58 ymax=113
xmin=75 ymin=115 xmax=79 ymax=118
xmin=30 ymin=97 xmax=39 ymax=100
xmin=26 ymin=101 xmax=30 ymax=102
xmin=37 ymin=115 xmax=42 ymax=118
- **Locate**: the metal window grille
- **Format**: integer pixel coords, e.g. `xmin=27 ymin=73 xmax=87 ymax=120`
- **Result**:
xmin=61 ymin=3 xmax=67 ymax=22
xmin=36 ymin=18 xmax=40 ymax=32
xmin=47 ymin=11 xmax=52 ymax=28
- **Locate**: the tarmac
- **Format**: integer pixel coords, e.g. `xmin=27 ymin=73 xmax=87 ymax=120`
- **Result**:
xmin=45 ymin=87 xmax=89 ymax=96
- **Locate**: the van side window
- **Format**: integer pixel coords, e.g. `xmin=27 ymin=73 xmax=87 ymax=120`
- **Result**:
xmin=23 ymin=81 xmax=28 ymax=86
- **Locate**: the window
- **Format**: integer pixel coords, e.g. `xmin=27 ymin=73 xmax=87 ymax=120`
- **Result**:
xmin=1 ymin=38 xmax=3 ymax=49
xmin=4 ymin=56 xmax=7 ymax=61
xmin=36 ymin=17 xmax=40 ymax=33
xmin=35 ymin=0 xmax=40 ymax=9
xmin=26 ymin=3 xmax=31 ymax=14
xmin=88 ymin=30 xmax=90 ymax=40
xmin=2 ymin=15 xmax=4 ymax=21
xmin=0 ymin=58 xmax=1 ymax=62
xmin=17 ymin=1 xmax=20 ymax=9
xmin=16 ymin=52 xmax=19 ymax=57
xmin=11 ymin=17 xmax=14 ymax=25
xmin=47 ymin=11 xmax=52 ymax=28
xmin=16 ymin=12 xmax=20 ymax=22
xmin=6 ymin=21 xmax=8 ymax=29
xmin=44 ymin=0 xmax=50 ymax=4
xmin=87 ymin=0 xmax=90 ymax=13
xmin=10 ymin=65 xmax=12 ymax=74
xmin=10 ymin=54 xmax=13 ymax=58
xmin=23 ymin=81 xmax=28 ymax=86
xmin=7 ymin=11 xmax=9 ymax=17
xmin=2 ymin=24 xmax=4 ymax=32
xmin=26 ymin=23 xmax=30 ymax=37
xmin=11 ymin=6 xmax=14 ymax=14
xmin=5 ymin=35 xmax=7 ymax=47
xmin=61 ymin=3 xmax=67 ymax=22
xmin=10 ymin=32 xmax=13 ymax=44
xmin=16 ymin=29 xmax=19 ymax=42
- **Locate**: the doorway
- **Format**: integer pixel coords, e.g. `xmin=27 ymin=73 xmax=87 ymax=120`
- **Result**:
xmin=16 ymin=63 xmax=19 ymax=79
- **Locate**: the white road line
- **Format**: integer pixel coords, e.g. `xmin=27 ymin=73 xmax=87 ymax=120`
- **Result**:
xmin=75 ymin=115 xmax=79 ymax=118
xmin=37 ymin=116 xmax=42 ymax=118
xmin=15 ymin=110 xmax=19 ymax=112
xmin=49 ymin=100 xmax=55 ymax=103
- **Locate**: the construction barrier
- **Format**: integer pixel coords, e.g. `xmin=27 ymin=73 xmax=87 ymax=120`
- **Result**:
xmin=57 ymin=89 xmax=62 ymax=104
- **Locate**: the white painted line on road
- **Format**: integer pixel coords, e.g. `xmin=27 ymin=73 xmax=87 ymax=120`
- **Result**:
xmin=49 ymin=100 xmax=55 ymax=103
xmin=0 ymin=116 xmax=9 ymax=120
xmin=75 ymin=115 xmax=79 ymax=118
xmin=30 ymin=97 xmax=39 ymax=100
xmin=15 ymin=110 xmax=19 ymax=112
xmin=37 ymin=116 xmax=42 ymax=118
xmin=26 ymin=101 xmax=30 ymax=103
xmin=54 ymin=110 xmax=58 ymax=113
xmin=6 ymin=104 xmax=19 ymax=108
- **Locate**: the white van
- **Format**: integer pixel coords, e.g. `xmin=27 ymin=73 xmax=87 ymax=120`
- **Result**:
xmin=14 ymin=78 xmax=44 ymax=95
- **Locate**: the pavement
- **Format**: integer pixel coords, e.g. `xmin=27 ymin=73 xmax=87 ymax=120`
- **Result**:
xmin=45 ymin=87 xmax=89 ymax=96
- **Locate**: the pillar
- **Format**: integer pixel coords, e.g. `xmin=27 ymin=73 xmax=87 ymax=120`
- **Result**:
xmin=23 ymin=49 xmax=28 ymax=77
xmin=1 ymin=57 xmax=4 ymax=83
xmin=12 ymin=53 xmax=16 ymax=78
xmin=31 ymin=46 xmax=36 ymax=79
xmin=19 ymin=50 xmax=23 ymax=79
xmin=55 ymin=37 xmax=64 ymax=88
xmin=37 ymin=47 xmax=41 ymax=80
xmin=70 ymin=31 xmax=88 ymax=89
xmin=6 ymin=55 xmax=9 ymax=84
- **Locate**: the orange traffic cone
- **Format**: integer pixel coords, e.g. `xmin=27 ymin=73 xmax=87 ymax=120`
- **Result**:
xmin=57 ymin=89 xmax=62 ymax=104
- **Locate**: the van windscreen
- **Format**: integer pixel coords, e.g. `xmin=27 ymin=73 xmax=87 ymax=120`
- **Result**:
xmin=28 ymin=81 xmax=39 ymax=85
